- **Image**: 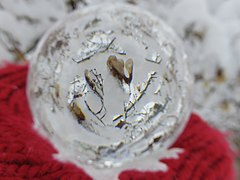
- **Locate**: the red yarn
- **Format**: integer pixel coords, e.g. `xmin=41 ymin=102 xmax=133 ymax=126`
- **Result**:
xmin=0 ymin=63 xmax=236 ymax=180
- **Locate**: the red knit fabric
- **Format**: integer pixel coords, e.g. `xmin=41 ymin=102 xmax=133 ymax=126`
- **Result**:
xmin=0 ymin=63 xmax=236 ymax=180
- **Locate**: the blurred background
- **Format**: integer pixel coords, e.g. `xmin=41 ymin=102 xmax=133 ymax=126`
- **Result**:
xmin=0 ymin=0 xmax=239 ymax=176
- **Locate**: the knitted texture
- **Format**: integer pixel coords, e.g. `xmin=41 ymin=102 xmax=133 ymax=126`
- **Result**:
xmin=0 ymin=63 xmax=236 ymax=180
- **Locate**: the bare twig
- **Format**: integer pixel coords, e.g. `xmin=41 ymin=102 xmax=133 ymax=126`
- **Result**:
xmin=145 ymin=54 xmax=162 ymax=64
xmin=73 ymin=32 xmax=118 ymax=63
xmin=113 ymin=71 xmax=157 ymax=127
xmin=84 ymin=69 xmax=104 ymax=99
xmin=84 ymin=69 xmax=106 ymax=125
xmin=125 ymin=71 xmax=157 ymax=113
xmin=84 ymin=97 xmax=106 ymax=125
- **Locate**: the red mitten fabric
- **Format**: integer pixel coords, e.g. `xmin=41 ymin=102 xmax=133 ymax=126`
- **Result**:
xmin=0 ymin=63 xmax=236 ymax=180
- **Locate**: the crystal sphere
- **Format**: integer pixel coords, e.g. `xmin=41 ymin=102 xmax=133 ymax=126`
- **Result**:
xmin=27 ymin=3 xmax=192 ymax=175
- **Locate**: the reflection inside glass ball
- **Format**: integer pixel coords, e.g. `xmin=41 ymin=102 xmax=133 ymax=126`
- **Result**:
xmin=28 ymin=4 xmax=191 ymax=170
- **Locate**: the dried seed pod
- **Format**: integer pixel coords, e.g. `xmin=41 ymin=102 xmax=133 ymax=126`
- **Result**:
xmin=85 ymin=69 xmax=95 ymax=90
xmin=54 ymin=83 xmax=60 ymax=98
xmin=107 ymin=55 xmax=125 ymax=82
xmin=125 ymin=58 xmax=133 ymax=84
xmin=68 ymin=102 xmax=85 ymax=122
xmin=107 ymin=55 xmax=134 ymax=84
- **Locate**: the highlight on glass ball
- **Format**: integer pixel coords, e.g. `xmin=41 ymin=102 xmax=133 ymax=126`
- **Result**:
xmin=27 ymin=3 xmax=192 ymax=176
